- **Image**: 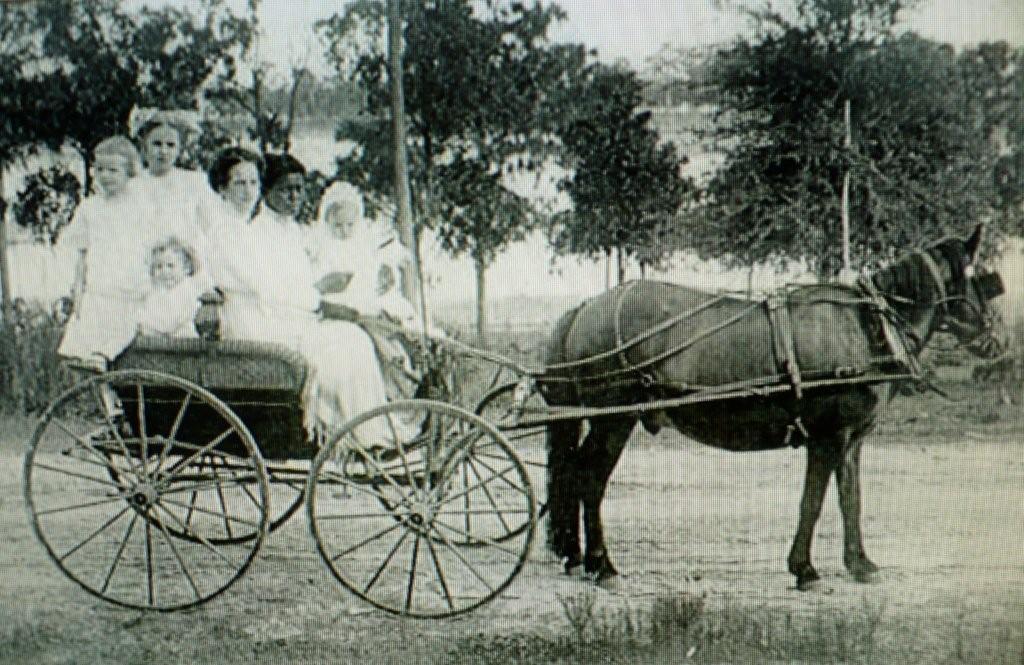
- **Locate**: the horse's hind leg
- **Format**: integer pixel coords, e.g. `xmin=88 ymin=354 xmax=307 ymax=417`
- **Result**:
xmin=835 ymin=432 xmax=880 ymax=583
xmin=788 ymin=443 xmax=840 ymax=591
xmin=579 ymin=417 xmax=634 ymax=582
xmin=547 ymin=419 xmax=583 ymax=571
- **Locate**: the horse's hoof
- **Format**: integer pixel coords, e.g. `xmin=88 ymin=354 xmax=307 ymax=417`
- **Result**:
xmin=852 ymin=569 xmax=882 ymax=584
xmin=595 ymin=574 xmax=625 ymax=592
xmin=795 ymin=570 xmax=822 ymax=592
xmin=561 ymin=556 xmax=582 ymax=575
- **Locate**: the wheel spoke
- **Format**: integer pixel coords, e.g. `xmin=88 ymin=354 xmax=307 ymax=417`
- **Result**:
xmin=144 ymin=518 xmax=155 ymax=607
xmin=363 ymin=529 xmax=410 ymax=595
xmin=465 ymin=457 xmax=512 ymax=534
xmin=426 ymin=538 xmax=455 ymax=611
xmin=432 ymin=520 xmax=522 ymax=558
xmin=88 ymin=383 xmax=142 ymax=478
xmin=166 ymin=393 xmax=192 ymax=442
xmin=101 ymin=512 xmax=138 ymax=593
xmin=428 ymin=522 xmax=495 ymax=594
xmin=57 ymin=506 xmax=130 ymax=563
xmin=153 ymin=515 xmax=202 ymax=601
xmin=137 ymin=384 xmax=150 ymax=479
xmin=158 ymin=474 xmax=260 ymax=497
xmin=463 ymin=452 xmax=530 ymax=498
xmin=209 ymin=456 xmax=234 ymax=539
xmin=161 ymin=428 xmax=236 ymax=480
xmin=48 ymin=419 xmax=128 ymax=476
xmin=36 ymin=495 xmax=127 ymax=517
xmin=153 ymin=504 xmax=240 ymax=569
xmin=404 ymin=532 xmax=421 ymax=613
xmin=159 ymin=497 xmax=261 ymax=529
xmin=330 ymin=521 xmax=405 ymax=561
xmin=435 ymin=463 xmax=520 ymax=509
xmin=33 ymin=461 xmax=123 ymax=490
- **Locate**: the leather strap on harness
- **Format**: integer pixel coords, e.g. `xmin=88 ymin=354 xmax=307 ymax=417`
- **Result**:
xmin=765 ymin=294 xmax=803 ymax=399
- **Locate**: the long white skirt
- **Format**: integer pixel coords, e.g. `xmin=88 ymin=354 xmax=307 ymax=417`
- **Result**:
xmin=58 ymin=290 xmax=141 ymax=365
xmin=298 ymin=319 xmax=398 ymax=449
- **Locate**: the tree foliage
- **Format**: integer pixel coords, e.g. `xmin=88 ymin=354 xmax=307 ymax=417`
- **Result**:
xmin=318 ymin=0 xmax=584 ymax=336
xmin=0 ymin=0 xmax=256 ymax=182
xmin=551 ymin=62 xmax=693 ymax=279
xmin=11 ymin=166 xmax=81 ymax=245
xmin=688 ymin=0 xmax=1012 ymax=275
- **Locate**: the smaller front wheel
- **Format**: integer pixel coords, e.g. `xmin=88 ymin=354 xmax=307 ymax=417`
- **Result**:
xmin=306 ymin=399 xmax=536 ymax=618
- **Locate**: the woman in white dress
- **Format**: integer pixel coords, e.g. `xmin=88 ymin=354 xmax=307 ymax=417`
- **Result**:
xmin=203 ymin=150 xmax=394 ymax=444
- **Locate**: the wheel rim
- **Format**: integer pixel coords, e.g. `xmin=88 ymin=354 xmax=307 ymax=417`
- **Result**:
xmin=24 ymin=370 xmax=269 ymax=611
xmin=307 ymin=399 xmax=536 ymax=618
xmin=474 ymin=382 xmax=549 ymax=531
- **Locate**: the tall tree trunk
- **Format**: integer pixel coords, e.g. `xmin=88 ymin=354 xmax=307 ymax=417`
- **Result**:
xmin=616 ymin=247 xmax=626 ymax=285
xmin=474 ymin=254 xmax=488 ymax=345
xmin=0 ymin=192 xmax=10 ymax=327
xmin=388 ymin=0 xmax=420 ymax=312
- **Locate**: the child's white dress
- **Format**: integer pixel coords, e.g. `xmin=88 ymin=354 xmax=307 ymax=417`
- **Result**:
xmin=57 ymin=189 xmax=157 ymax=363
xmin=138 ymin=277 xmax=202 ymax=338
xmin=135 ymin=168 xmax=219 ymax=289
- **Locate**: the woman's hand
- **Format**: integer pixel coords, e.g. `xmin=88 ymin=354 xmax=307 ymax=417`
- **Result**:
xmin=319 ymin=301 xmax=360 ymax=321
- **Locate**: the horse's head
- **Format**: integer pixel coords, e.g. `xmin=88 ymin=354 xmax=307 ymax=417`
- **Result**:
xmin=870 ymin=225 xmax=1005 ymax=358
xmin=923 ymin=225 xmax=1006 ymax=358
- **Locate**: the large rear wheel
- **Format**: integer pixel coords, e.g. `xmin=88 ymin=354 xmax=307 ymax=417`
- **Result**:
xmin=306 ymin=399 xmax=536 ymax=618
xmin=24 ymin=370 xmax=269 ymax=611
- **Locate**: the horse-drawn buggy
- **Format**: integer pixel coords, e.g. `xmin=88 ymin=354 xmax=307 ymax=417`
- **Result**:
xmin=23 ymin=226 xmax=1007 ymax=616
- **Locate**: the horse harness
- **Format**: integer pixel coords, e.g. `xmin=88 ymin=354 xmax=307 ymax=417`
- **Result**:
xmin=537 ymin=265 xmax=951 ymax=444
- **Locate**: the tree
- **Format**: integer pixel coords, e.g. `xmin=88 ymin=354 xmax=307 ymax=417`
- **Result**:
xmin=318 ymin=0 xmax=584 ymax=340
xmin=688 ymin=0 xmax=1004 ymax=276
xmin=0 ymin=0 xmax=256 ymax=186
xmin=551 ymin=62 xmax=693 ymax=283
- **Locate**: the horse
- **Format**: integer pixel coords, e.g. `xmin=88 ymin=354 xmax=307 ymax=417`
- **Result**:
xmin=539 ymin=226 xmax=1004 ymax=591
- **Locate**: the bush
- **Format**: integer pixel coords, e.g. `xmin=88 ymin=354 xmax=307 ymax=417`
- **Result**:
xmin=0 ymin=301 xmax=73 ymax=413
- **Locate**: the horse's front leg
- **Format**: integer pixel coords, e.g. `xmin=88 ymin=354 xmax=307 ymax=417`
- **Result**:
xmin=835 ymin=433 xmax=880 ymax=583
xmin=546 ymin=420 xmax=583 ymax=572
xmin=579 ymin=417 xmax=633 ymax=582
xmin=788 ymin=444 xmax=839 ymax=591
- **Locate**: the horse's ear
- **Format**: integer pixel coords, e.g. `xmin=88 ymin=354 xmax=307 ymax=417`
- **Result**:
xmin=965 ymin=224 xmax=984 ymax=265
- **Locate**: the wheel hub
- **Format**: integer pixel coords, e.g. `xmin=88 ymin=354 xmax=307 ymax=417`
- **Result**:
xmin=129 ymin=483 xmax=159 ymax=509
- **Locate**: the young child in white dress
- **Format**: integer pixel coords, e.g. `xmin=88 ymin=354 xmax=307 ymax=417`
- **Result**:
xmin=137 ymin=237 xmax=202 ymax=338
xmin=58 ymin=136 xmax=154 ymax=370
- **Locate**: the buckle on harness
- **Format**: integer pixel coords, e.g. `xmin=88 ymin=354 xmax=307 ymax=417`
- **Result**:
xmin=783 ymin=417 xmax=809 ymax=448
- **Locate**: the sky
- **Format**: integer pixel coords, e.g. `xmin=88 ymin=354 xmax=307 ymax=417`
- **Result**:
xmin=242 ymin=0 xmax=1024 ymax=74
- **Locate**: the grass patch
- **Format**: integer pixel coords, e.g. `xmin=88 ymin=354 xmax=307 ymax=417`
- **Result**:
xmin=0 ymin=303 xmax=72 ymax=415
xmin=443 ymin=591 xmax=1024 ymax=665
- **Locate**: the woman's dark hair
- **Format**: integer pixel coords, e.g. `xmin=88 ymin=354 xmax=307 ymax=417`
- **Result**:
xmin=262 ymin=153 xmax=306 ymax=192
xmin=208 ymin=147 xmax=265 ymax=193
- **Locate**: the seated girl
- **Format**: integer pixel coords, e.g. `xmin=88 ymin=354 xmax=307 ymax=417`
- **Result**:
xmin=137 ymin=237 xmax=202 ymax=338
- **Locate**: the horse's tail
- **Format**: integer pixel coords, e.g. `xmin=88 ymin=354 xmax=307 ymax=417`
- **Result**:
xmin=542 ymin=307 xmax=583 ymax=560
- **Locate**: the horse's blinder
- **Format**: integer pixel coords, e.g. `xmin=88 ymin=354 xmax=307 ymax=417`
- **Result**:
xmin=939 ymin=260 xmax=1006 ymax=357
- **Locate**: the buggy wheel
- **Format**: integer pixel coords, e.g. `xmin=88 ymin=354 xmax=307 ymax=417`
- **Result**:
xmin=474 ymin=382 xmax=549 ymax=533
xmin=307 ymin=399 xmax=536 ymax=618
xmin=24 ymin=370 xmax=269 ymax=611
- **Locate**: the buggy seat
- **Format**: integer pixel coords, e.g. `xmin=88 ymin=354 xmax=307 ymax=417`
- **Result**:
xmin=109 ymin=335 xmax=312 ymax=459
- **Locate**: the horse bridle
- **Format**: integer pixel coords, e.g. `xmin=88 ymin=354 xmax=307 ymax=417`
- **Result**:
xmin=915 ymin=246 xmax=1004 ymax=349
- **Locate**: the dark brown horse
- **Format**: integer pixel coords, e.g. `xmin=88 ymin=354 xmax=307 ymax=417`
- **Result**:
xmin=540 ymin=227 xmax=1004 ymax=591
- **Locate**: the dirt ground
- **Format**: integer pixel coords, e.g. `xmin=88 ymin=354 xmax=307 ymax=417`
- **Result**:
xmin=2 ymin=405 xmax=1023 ymax=664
